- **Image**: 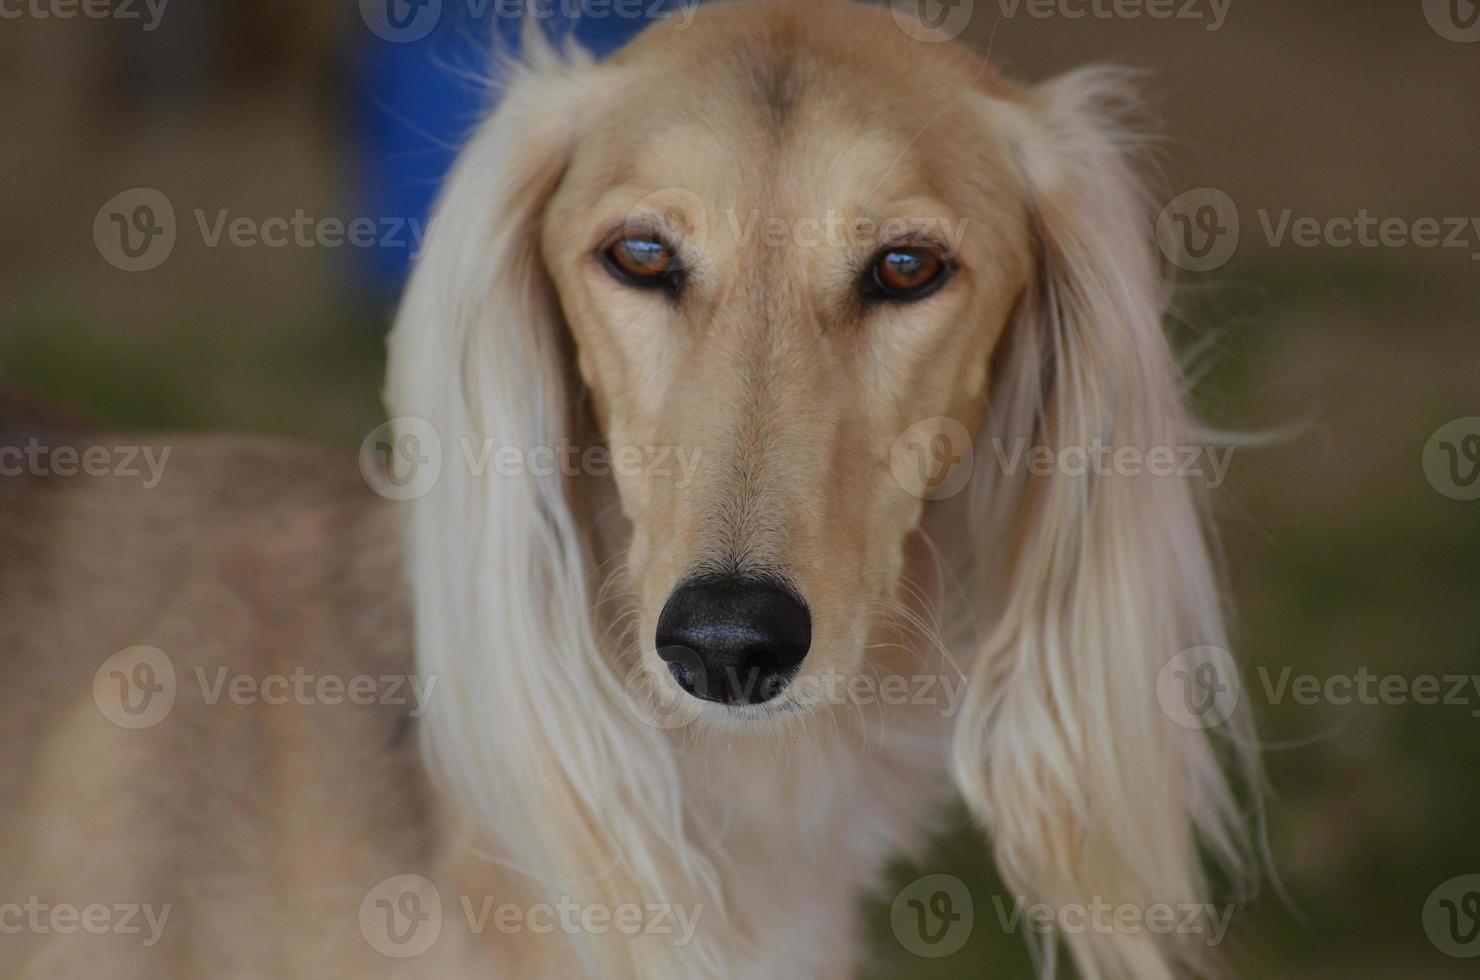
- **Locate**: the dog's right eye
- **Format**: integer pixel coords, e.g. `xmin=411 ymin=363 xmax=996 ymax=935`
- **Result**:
xmin=600 ymin=233 xmax=681 ymax=292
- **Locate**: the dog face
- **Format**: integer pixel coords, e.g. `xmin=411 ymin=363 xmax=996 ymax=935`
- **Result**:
xmin=541 ymin=6 xmax=1032 ymax=711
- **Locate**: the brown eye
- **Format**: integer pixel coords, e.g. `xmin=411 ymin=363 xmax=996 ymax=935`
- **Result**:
xmin=869 ymin=246 xmax=950 ymax=301
xmin=602 ymin=233 xmax=680 ymax=291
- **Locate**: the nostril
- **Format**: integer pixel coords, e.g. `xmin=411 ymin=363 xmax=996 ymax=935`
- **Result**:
xmin=655 ymin=574 xmax=811 ymax=705
xmin=657 ymin=645 xmax=703 ymax=696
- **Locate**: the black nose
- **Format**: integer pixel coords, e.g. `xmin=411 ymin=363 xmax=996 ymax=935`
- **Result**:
xmin=655 ymin=575 xmax=811 ymax=706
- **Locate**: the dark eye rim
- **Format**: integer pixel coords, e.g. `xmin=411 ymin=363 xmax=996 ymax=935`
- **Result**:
xmin=596 ymin=230 xmax=685 ymax=296
xmin=862 ymin=243 xmax=955 ymax=304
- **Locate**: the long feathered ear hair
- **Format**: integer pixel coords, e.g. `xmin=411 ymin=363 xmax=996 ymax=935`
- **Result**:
xmin=384 ymin=30 xmax=721 ymax=978
xmin=946 ymin=68 xmax=1259 ymax=980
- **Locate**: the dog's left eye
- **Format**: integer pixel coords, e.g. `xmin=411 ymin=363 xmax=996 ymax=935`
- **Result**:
xmin=866 ymin=246 xmax=951 ymax=302
xmin=601 ymin=233 xmax=681 ymax=292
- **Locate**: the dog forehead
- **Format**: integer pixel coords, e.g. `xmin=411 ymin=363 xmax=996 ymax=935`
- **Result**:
xmin=580 ymin=6 xmax=1014 ymax=218
xmin=571 ymin=89 xmax=969 ymax=237
xmin=628 ymin=117 xmax=921 ymax=220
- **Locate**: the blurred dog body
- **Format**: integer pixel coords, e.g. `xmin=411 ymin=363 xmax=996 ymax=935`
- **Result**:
xmin=0 ymin=2 xmax=1254 ymax=978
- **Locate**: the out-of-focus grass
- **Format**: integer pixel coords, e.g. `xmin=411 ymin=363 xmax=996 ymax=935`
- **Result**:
xmin=0 ymin=300 xmax=388 ymax=446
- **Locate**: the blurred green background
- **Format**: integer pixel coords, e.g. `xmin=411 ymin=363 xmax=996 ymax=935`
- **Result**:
xmin=2 ymin=1 xmax=1477 ymax=977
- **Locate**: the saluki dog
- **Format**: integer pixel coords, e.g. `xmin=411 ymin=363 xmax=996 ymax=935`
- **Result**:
xmin=0 ymin=1 xmax=1256 ymax=977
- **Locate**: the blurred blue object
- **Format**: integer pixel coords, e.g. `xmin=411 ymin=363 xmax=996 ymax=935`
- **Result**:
xmin=352 ymin=2 xmax=696 ymax=294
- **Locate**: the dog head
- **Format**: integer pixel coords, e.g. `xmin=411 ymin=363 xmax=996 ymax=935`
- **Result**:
xmin=536 ymin=5 xmax=1031 ymax=712
xmin=388 ymin=3 xmax=1253 ymax=976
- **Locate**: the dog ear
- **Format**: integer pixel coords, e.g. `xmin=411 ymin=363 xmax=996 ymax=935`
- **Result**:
xmin=385 ymin=33 xmax=720 ymax=974
xmin=949 ymin=69 xmax=1258 ymax=980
